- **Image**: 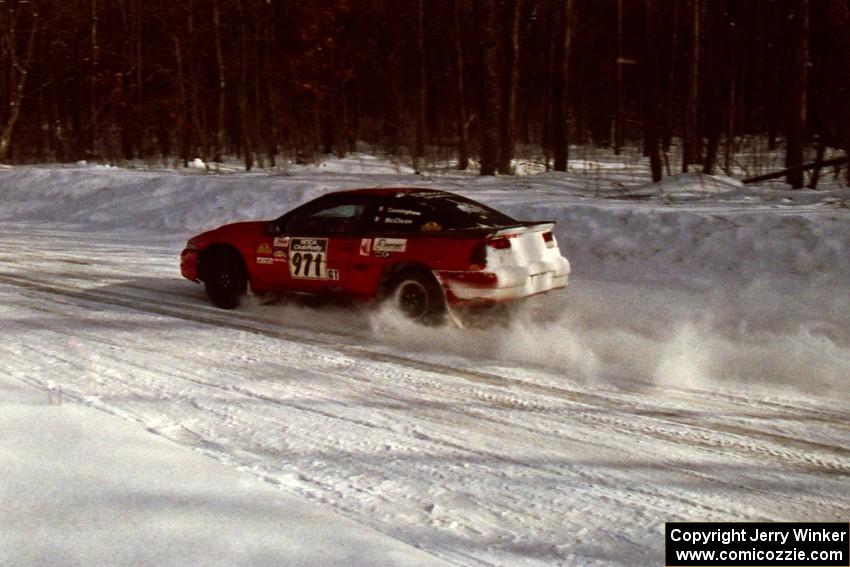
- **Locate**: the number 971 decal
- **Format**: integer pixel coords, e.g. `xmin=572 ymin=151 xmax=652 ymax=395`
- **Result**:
xmin=289 ymin=237 xmax=328 ymax=279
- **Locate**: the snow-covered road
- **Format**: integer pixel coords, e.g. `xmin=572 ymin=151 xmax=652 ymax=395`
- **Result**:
xmin=2 ymin=222 xmax=848 ymax=566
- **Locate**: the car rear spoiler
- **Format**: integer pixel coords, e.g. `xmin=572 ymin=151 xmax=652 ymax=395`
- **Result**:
xmin=375 ymin=221 xmax=555 ymax=238
xmin=491 ymin=222 xmax=555 ymax=237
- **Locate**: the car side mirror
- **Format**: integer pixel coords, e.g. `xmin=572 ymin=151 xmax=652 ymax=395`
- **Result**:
xmin=264 ymin=221 xmax=279 ymax=236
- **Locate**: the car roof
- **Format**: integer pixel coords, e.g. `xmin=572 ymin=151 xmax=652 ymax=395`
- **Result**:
xmin=331 ymin=187 xmax=448 ymax=197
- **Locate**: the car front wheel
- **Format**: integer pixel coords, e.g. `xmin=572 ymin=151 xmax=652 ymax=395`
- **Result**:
xmin=204 ymin=249 xmax=246 ymax=309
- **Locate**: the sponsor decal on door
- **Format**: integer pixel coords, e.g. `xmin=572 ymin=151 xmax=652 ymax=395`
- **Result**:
xmin=289 ymin=238 xmax=328 ymax=279
xmin=373 ymin=238 xmax=407 ymax=253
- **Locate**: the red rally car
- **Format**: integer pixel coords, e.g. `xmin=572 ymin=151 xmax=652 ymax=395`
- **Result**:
xmin=180 ymin=188 xmax=570 ymax=323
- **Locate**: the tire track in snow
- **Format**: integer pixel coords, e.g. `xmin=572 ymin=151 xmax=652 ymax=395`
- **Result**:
xmin=2 ymin=300 xmax=833 ymax=537
xmin=3 ymin=238 xmax=849 ymax=431
xmin=3 ymin=277 xmax=850 ymax=565
xmin=2 ymin=270 xmax=850 ymax=479
xmin=6 ymin=292 xmax=722 ymax=565
xmin=3 ymin=276 xmax=850 ymax=525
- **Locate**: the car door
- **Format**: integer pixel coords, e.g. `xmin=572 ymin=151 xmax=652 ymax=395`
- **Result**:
xmin=251 ymin=223 xmax=296 ymax=292
xmin=347 ymin=195 xmax=435 ymax=299
xmin=256 ymin=195 xmax=370 ymax=295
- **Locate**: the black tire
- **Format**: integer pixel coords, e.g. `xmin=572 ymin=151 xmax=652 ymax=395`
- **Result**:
xmin=203 ymin=249 xmax=247 ymax=309
xmin=387 ymin=270 xmax=446 ymax=324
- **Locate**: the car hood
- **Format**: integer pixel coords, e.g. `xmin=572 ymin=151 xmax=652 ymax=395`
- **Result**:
xmin=190 ymin=220 xmax=270 ymax=245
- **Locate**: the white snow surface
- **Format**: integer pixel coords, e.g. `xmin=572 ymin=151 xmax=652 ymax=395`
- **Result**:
xmin=0 ymin=158 xmax=848 ymax=566
xmin=0 ymin=377 xmax=447 ymax=567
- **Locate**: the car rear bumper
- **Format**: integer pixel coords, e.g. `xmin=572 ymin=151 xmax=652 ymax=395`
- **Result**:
xmin=180 ymin=248 xmax=200 ymax=281
xmin=435 ymin=257 xmax=570 ymax=305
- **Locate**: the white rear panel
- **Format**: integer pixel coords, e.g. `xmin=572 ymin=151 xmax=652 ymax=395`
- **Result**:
xmin=440 ymin=224 xmax=571 ymax=302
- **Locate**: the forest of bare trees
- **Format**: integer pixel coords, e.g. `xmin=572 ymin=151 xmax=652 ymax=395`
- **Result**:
xmin=1 ymin=0 xmax=848 ymax=186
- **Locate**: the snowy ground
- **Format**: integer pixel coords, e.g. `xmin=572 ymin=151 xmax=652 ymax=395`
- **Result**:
xmin=0 ymin=375 xmax=448 ymax=567
xmin=0 ymin=158 xmax=848 ymax=566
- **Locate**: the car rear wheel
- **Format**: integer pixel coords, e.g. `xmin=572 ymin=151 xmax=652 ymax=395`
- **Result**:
xmin=389 ymin=271 xmax=446 ymax=324
xmin=204 ymin=249 xmax=246 ymax=309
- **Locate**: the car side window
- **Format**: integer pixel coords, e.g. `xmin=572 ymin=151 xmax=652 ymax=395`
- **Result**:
xmin=287 ymin=201 xmax=367 ymax=235
xmin=369 ymin=196 xmax=439 ymax=233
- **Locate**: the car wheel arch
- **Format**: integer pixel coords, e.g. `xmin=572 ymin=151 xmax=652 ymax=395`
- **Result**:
xmin=379 ymin=262 xmax=449 ymax=324
xmin=199 ymin=243 xmax=249 ymax=284
xmin=378 ymin=261 xmax=441 ymax=299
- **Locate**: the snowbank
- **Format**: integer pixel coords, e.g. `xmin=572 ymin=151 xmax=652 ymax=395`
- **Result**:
xmin=0 ymin=163 xmax=848 ymax=286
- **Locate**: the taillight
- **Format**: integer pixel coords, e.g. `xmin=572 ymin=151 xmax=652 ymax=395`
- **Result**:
xmin=471 ymin=237 xmax=512 ymax=267
xmin=542 ymin=231 xmax=555 ymax=248
xmin=488 ymin=237 xmax=512 ymax=250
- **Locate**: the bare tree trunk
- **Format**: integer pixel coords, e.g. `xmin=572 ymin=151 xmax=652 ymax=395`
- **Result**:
xmin=319 ymin=102 xmax=333 ymax=155
xmin=742 ymin=156 xmax=847 ymax=184
xmin=478 ymin=0 xmax=501 ymax=176
xmin=552 ymin=0 xmax=574 ymax=172
xmin=541 ymin=6 xmax=555 ymax=170
xmin=414 ymin=0 xmax=427 ymax=169
xmin=36 ymin=63 xmax=47 ymax=160
xmin=49 ymin=78 xmax=65 ymax=161
xmin=703 ymin=119 xmax=719 ymax=174
xmin=724 ymin=15 xmax=738 ymax=173
xmin=682 ymin=0 xmax=701 ymax=171
xmin=643 ymin=0 xmax=662 ymax=182
xmin=452 ymin=0 xmax=468 ymax=170
xmin=786 ymin=0 xmax=809 ymax=188
xmin=613 ymin=0 xmax=624 ymax=155
xmin=264 ymin=42 xmax=278 ymax=164
xmin=174 ymin=34 xmax=190 ymax=167
xmin=257 ymin=2 xmax=276 ymax=167
xmin=134 ymin=0 xmax=144 ymax=157
xmin=765 ymin=2 xmax=779 ymax=152
xmin=263 ymin=77 xmax=278 ymax=167
xmin=212 ymin=0 xmax=226 ymax=163
xmin=662 ymin=0 xmax=680 ymax=153
xmin=807 ymin=138 xmax=826 ymax=189
xmin=702 ymin=3 xmax=720 ymax=175
xmin=116 ymin=0 xmax=131 ymax=160
xmin=0 ymin=17 xmax=7 ymax=129
xmin=337 ymin=88 xmax=349 ymax=158
xmin=183 ymin=1 xmax=207 ymax=163
xmin=497 ymin=0 xmax=522 ymax=174
xmin=72 ymin=40 xmax=86 ymax=159
xmin=251 ymin=8 xmax=264 ymax=169
xmin=90 ymin=0 xmax=99 ymax=157
xmin=237 ymin=0 xmax=252 ymax=171
xmin=0 ymin=2 xmax=39 ymax=160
